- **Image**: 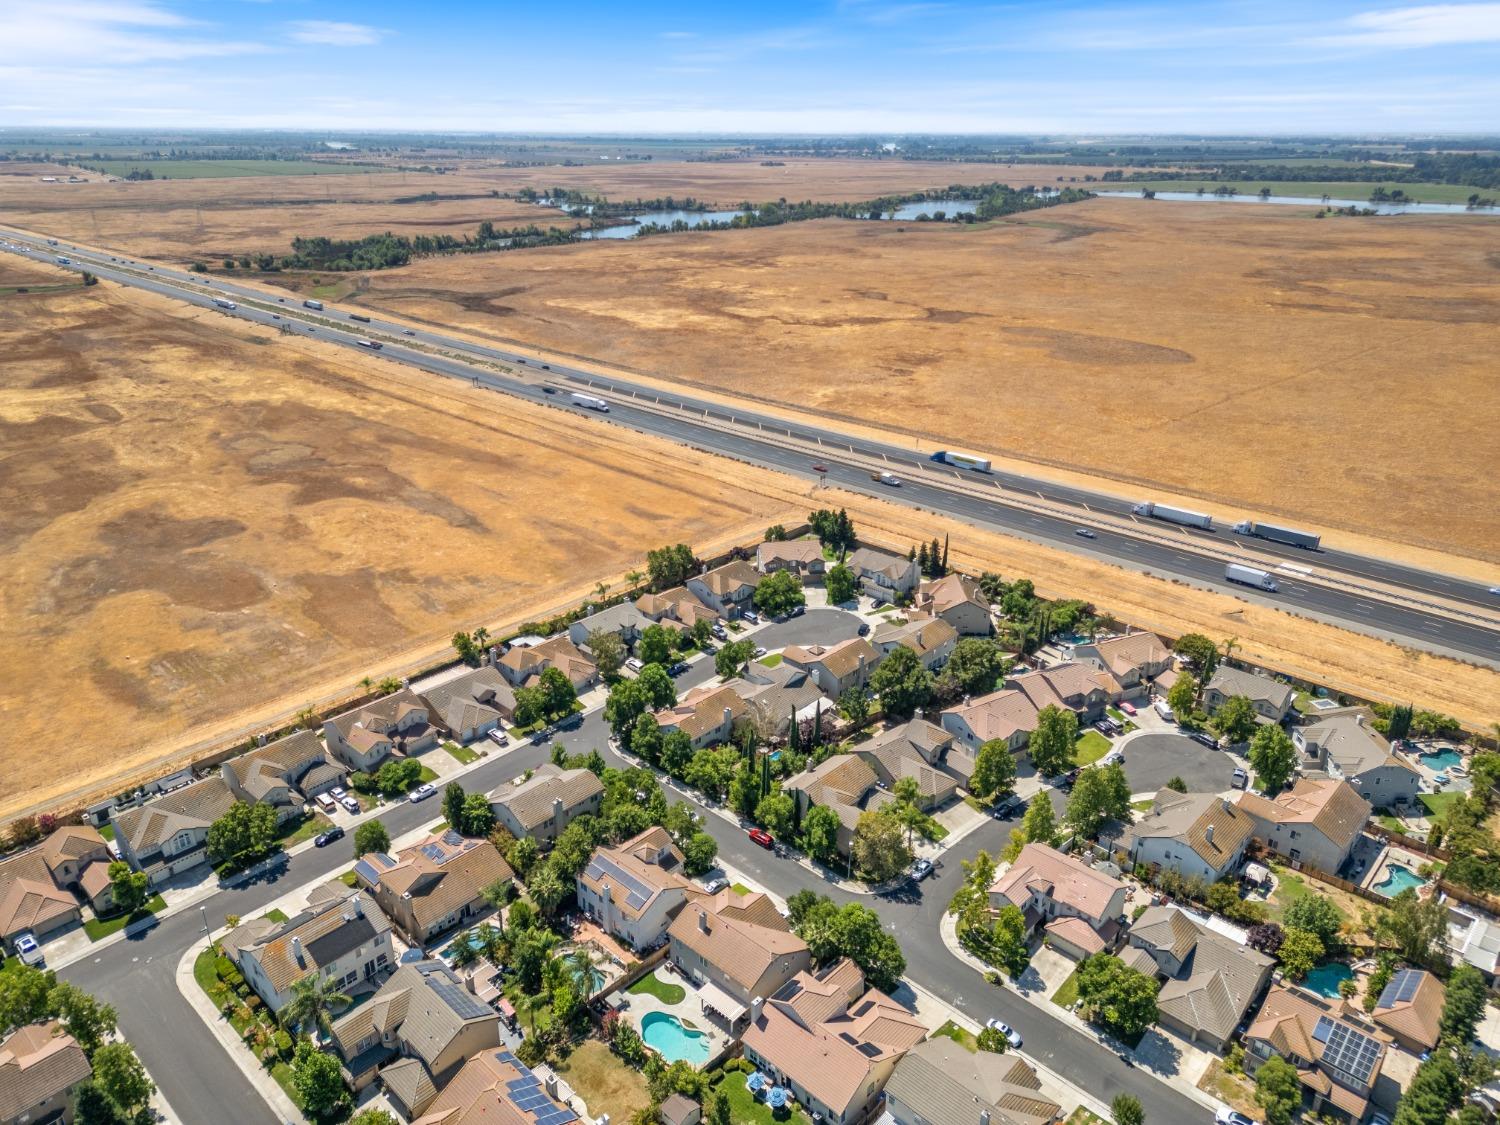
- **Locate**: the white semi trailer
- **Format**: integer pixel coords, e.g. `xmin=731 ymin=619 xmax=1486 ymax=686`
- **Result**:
xmin=1225 ymin=563 xmax=1279 ymax=592
xmin=570 ymin=392 xmax=610 ymax=412
xmin=1132 ymin=500 xmax=1214 ymax=530
xmin=1233 ymin=520 xmax=1321 ymax=550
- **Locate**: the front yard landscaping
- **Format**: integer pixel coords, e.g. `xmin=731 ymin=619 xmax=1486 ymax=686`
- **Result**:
xmin=932 ymin=1020 xmax=978 ymax=1052
xmin=192 ymin=947 xmax=313 ymax=1112
xmin=756 ymin=653 xmax=783 ymax=667
xmin=84 ymin=895 xmax=167 ymax=941
xmin=1198 ymin=1057 xmax=1260 ymax=1117
xmin=444 ymin=741 xmax=481 ymax=765
xmin=1051 ymin=968 xmax=1081 ymax=1010
xmin=1074 ymin=730 xmax=1111 ymax=766
xmin=628 ymin=969 xmax=686 ymax=1005
xmin=1065 ymin=1109 xmax=1108 ymax=1125
xmin=277 ymin=811 xmax=332 ymax=847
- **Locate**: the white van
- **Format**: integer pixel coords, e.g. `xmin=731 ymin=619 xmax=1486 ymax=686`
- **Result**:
xmin=314 ymin=793 xmax=338 ymax=815
xmin=1154 ymin=700 xmax=1175 ymax=722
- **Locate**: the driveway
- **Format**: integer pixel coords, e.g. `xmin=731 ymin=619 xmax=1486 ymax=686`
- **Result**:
xmin=1115 ymin=731 xmax=1238 ymax=794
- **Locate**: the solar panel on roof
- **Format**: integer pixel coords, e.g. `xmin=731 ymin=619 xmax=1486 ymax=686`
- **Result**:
xmin=1378 ymin=968 xmax=1423 ymax=1008
xmin=496 ymin=1050 xmax=516 ymax=1064
xmin=514 ymin=1094 xmax=548 ymax=1112
xmin=537 ymin=1111 xmax=577 ymax=1125
xmin=352 ymin=859 xmax=381 ymax=886
xmin=1312 ymin=1015 xmax=1335 ymax=1042
xmin=508 ymin=1077 xmax=539 ymax=1092
xmin=420 ymin=843 xmax=445 ymax=861
xmin=1321 ymin=1021 xmax=1382 ymax=1085
xmin=442 ymin=829 xmax=463 ymax=846
xmin=425 ymin=974 xmax=492 ymax=1020
xmin=584 ymin=854 xmax=653 ymax=911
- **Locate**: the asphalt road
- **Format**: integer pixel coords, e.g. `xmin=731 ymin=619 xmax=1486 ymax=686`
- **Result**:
xmin=4 ymin=235 xmax=1496 ymax=667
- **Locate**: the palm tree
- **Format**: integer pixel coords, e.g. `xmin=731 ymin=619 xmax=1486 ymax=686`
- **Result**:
xmin=625 ymin=569 xmax=645 ymax=591
xmin=359 ymin=676 xmax=373 ymax=693
xmin=594 ymin=581 xmax=611 ymax=600
xmin=474 ymin=626 xmax=490 ymax=649
xmin=563 ymin=948 xmax=595 ymax=995
xmin=281 ymin=974 xmax=351 ymax=1037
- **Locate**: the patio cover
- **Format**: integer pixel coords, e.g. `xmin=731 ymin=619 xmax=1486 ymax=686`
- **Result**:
xmin=697 ymin=979 xmax=748 ymax=1023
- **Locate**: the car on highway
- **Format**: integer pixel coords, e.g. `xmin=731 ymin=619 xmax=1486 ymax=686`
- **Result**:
xmin=1074 ymin=528 xmax=1097 ymax=539
xmin=701 ymin=877 xmax=729 ymax=894
xmin=1215 ymin=1110 xmax=1259 ymax=1125
xmin=13 ymin=932 xmax=44 ymax=966
xmin=314 ymin=826 xmax=345 ymax=848
xmin=910 ymin=858 xmax=934 ymax=881
xmin=403 ymin=329 xmax=415 ymax=336
xmin=984 ymin=1019 xmax=1022 ymax=1048
xmin=811 ymin=463 xmax=828 ymax=472
xmin=747 ymin=828 xmax=774 ymax=849
xmin=541 ymin=364 xmax=550 ymax=369
xmin=409 ymin=783 xmax=437 ymax=803
xmin=340 ymin=796 xmax=361 ymax=814
xmin=487 ymin=728 xmax=510 ymax=747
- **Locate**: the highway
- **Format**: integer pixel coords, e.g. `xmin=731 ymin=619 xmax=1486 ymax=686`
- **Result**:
xmin=5 ymin=230 xmax=1498 ymax=666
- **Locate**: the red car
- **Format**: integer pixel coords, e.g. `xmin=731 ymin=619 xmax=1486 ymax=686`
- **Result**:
xmin=811 ymin=463 xmax=828 ymax=473
xmin=747 ymin=828 xmax=774 ymax=849
xmin=1118 ymin=700 xmax=1137 ymax=716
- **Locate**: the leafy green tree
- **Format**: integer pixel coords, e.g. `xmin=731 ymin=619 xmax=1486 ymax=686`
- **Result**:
xmin=1253 ymin=1054 xmax=1302 ymax=1125
xmin=46 ymin=982 xmax=116 ymax=1057
xmin=1075 ymin=953 xmax=1159 ymax=1039
xmin=525 ymin=864 xmax=569 ymax=920
xmin=851 ymin=808 xmax=912 ymax=882
xmin=937 ymin=638 xmax=1010 ymax=700
xmin=0 ymin=962 xmax=57 ymax=1033
xmin=808 ymin=509 xmax=856 ymax=554
xmin=292 ymin=1037 xmax=349 ymax=1119
xmin=990 ymin=903 xmax=1031 ymax=975
xmin=511 ymin=685 xmax=545 ymax=727
xmin=281 ymin=974 xmax=351 ymax=1036
xmin=685 ymin=747 xmax=738 ymax=801
xmin=629 ymin=712 xmax=664 ymax=764
xmin=790 ymin=896 xmax=906 ymax=991
xmin=660 ymin=730 xmax=694 ymax=776
xmin=645 ymin=544 xmax=696 ymax=591
xmin=1065 ymin=764 xmax=1131 ymax=839
xmin=350 ymin=1110 xmax=400 ymax=1125
xmin=1111 ymin=1093 xmax=1144 ymax=1125
xmin=637 ymin=663 xmax=676 ymax=709
xmin=1283 ymin=895 xmax=1342 ymax=947
xmin=1393 ymin=1051 xmax=1462 ymax=1125
xmin=636 ymin=625 xmax=674 ymax=667
xmin=869 ymin=645 xmax=932 ymax=720
xmin=755 ymin=793 xmax=796 ymax=838
xmin=605 ymin=678 xmax=652 ymax=742
xmin=753 ymin=570 xmax=806 ymax=618
xmin=453 ymin=630 xmax=481 ymax=665
xmin=764 ymin=525 xmax=787 ymax=542
xmin=1164 ymin=776 xmax=1188 ymax=793
xmin=536 ymin=666 xmax=577 ymax=719
xmin=803 ymin=804 xmax=843 ymax=862
xmin=1173 ymin=633 xmax=1220 ymax=681
xmin=970 ymin=739 xmax=1018 ymax=802
xmin=714 ymin=639 xmax=755 ymax=679
xmin=205 ymin=801 xmax=279 ymax=866
xmin=826 ymin=563 xmax=857 ymax=605
xmin=1276 ymin=928 xmax=1324 ymax=980
xmin=1377 ymin=887 xmax=1450 ymax=964
xmin=461 ymin=792 xmax=495 ymax=836
xmin=505 ymin=836 xmax=540 ymax=881
xmin=1166 ymin=672 xmax=1198 ymax=720
xmin=1006 ymin=793 xmax=1058 ymax=860
xmin=442 ymin=782 xmax=467 ymax=831
xmin=90 ymin=1041 xmax=154 ymax=1118
xmin=1248 ymin=725 xmax=1297 ymax=793
xmin=1212 ymin=695 xmax=1258 ymax=744
xmin=682 ymin=832 xmax=718 ymax=876
xmin=1440 ymin=963 xmax=1488 ymax=1044
xmin=1028 ymin=705 xmax=1078 ymax=777
xmin=106 ymin=860 xmax=149 ymax=916
xmin=977 ymin=1026 xmax=1010 ymax=1053
xmin=587 ymin=630 xmax=626 ymax=680
xmin=838 ymin=686 xmax=870 ymax=730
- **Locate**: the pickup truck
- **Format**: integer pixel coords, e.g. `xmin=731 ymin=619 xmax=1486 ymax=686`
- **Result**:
xmin=870 ymin=471 xmax=901 ymax=487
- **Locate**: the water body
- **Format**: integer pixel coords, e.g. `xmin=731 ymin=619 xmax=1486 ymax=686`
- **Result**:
xmin=885 ymin=198 xmax=982 ymax=220
xmin=575 ymin=208 xmax=748 ymax=238
xmin=1097 ymin=189 xmax=1498 ymax=216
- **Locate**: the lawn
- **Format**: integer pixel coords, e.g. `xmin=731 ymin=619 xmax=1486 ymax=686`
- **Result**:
xmin=1378 ymin=815 xmax=1406 ymax=834
xmin=417 ymin=764 xmax=440 ymax=784
xmin=1420 ymin=792 xmax=1462 ymax=820
xmin=1107 ymin=179 xmax=1487 ymax=204
xmin=97 ymin=823 xmax=115 ymax=842
xmin=711 ymin=1070 xmax=814 ymax=1125
xmin=932 ymin=1020 xmax=978 ymax=1052
xmin=1267 ymin=864 xmax=1373 ymax=928
xmin=731 ymin=882 xmax=752 ymax=896
xmin=756 ymin=653 xmax=783 ymax=667
xmin=1131 ymin=799 xmax=1155 ymax=812
xmin=553 ymin=1040 xmax=651 ymax=1123
xmin=84 ymin=895 xmax=166 ymax=941
xmin=1074 ymin=730 xmax=1111 ymax=766
xmin=270 ymin=1061 xmax=305 ymax=1113
xmin=628 ymin=970 xmax=686 ymax=1005
xmin=192 ymin=948 xmax=220 ymax=996
xmin=79 ymin=158 xmax=389 ymax=179
xmin=277 ymin=812 xmax=331 ymax=847
xmin=337 ymin=870 xmax=358 ymax=887
xmin=1051 ymin=968 xmax=1081 ymax=1010
xmin=262 ymin=908 xmax=289 ymax=924
xmin=444 ymin=741 xmax=480 ymax=765
xmin=1065 ymin=1109 xmax=1109 ymax=1125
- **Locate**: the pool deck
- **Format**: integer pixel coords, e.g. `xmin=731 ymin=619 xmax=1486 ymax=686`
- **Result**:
xmin=1364 ymin=848 xmax=1431 ymax=897
xmin=617 ymin=965 xmax=732 ymax=1066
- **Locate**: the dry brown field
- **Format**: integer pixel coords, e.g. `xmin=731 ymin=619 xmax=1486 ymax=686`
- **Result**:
xmin=0 ymin=253 xmax=76 ymax=288
xmin=347 ymin=196 xmax=1500 ymax=562
xmin=0 ymin=281 xmax=788 ymax=818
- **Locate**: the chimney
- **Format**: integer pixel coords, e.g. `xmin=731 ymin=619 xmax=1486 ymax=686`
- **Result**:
xmin=552 ymin=797 xmax=564 ymax=821
xmin=723 ymin=707 xmax=732 ymax=726
xmin=750 ymin=996 xmax=764 ymax=1023
xmin=980 ymin=1112 xmax=991 ymax=1125
xmin=488 ymin=645 xmax=499 ymax=667
xmin=291 ymin=936 xmax=305 ymax=967
xmin=697 ymin=908 xmax=710 ymax=934
xmin=544 ymin=1074 xmax=560 ymax=1099
xmin=1222 ymin=798 xmax=1232 ymax=814
xmin=351 ymin=895 xmax=364 ymax=919
xmin=1205 ymin=825 xmax=1215 ymax=846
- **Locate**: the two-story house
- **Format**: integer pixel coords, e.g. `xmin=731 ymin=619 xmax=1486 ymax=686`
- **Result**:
xmin=1005 ymin=663 xmax=1108 ymax=726
xmin=1295 ymin=712 xmax=1421 ymax=807
xmin=233 ymin=891 xmax=395 ymax=1015
xmin=1203 ymin=666 xmax=1296 ymax=724
xmin=1244 ymin=986 xmax=1389 ymax=1122
xmin=635 ymin=586 xmax=719 ymax=631
xmin=1071 ymin=632 xmax=1173 ymax=702
xmin=420 ymin=666 xmax=517 ymax=744
xmin=782 ymin=637 xmax=882 ymax=698
xmin=1117 ymin=791 xmax=1255 ymax=883
xmin=222 ymin=729 xmax=345 ymax=825
xmin=652 ymin=684 xmax=749 ymax=750
xmin=940 ymin=688 xmax=1039 ymax=755
xmin=1236 ymin=778 xmax=1372 ymax=874
xmin=871 ymin=615 xmax=959 ymax=673
xmin=488 ymin=764 xmax=605 ymax=846
xmin=355 ymin=830 xmax=514 ymax=946
xmin=845 ymin=547 xmax=920 ymax=604
xmin=686 ymin=559 xmax=761 ymax=618
xmin=755 ymin=540 xmax=826 ymax=581
xmin=885 ymin=1038 xmax=1061 ymax=1125
xmin=731 ymin=664 xmax=833 ymax=742
xmin=915 ymin=573 xmax=993 ymax=636
xmin=783 ymin=754 xmax=885 ymax=856
xmin=567 ymin=601 xmax=650 ymax=651
xmin=397 ymin=1047 xmax=571 ymax=1124
xmin=576 ymin=827 xmax=699 ymax=951
xmin=989 ymin=843 xmax=1129 ymax=959
xmin=323 ymin=689 xmax=437 ymax=774
xmin=497 ymin=634 xmax=599 ymax=693
xmin=668 ymin=893 xmax=811 ymax=1032
xmin=854 ymin=718 xmax=964 ymax=806
xmin=0 ymin=1022 xmax=91 ymax=1125
xmin=112 ymin=776 xmax=238 ymax=886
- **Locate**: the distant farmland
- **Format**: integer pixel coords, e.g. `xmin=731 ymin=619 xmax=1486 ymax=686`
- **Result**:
xmin=78 ymin=159 xmax=392 ymax=179
xmin=1113 ymin=179 xmax=1489 ymax=204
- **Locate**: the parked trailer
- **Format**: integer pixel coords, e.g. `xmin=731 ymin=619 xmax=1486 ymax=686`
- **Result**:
xmin=1225 ymin=563 xmax=1279 ymax=592
xmin=302 ymin=299 xmax=323 ymax=310
xmin=570 ymin=392 xmax=610 ymax=413
xmin=213 ymin=298 xmax=236 ymax=310
xmin=1132 ymin=500 xmax=1214 ymax=530
xmin=1233 ymin=520 xmax=1320 ymax=550
xmin=929 ymin=450 xmax=992 ymax=473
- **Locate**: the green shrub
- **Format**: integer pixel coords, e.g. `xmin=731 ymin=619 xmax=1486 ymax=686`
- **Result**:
xmin=214 ymin=955 xmax=237 ymax=979
xmin=274 ymin=1030 xmax=293 ymax=1057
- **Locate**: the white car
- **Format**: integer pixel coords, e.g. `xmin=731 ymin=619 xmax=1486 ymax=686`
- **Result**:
xmin=701 ymin=877 xmax=729 ymax=894
xmin=12 ymin=932 xmax=43 ymax=966
xmin=1215 ymin=1110 xmax=1259 ymax=1125
xmin=984 ymin=1019 xmax=1022 ymax=1048
xmin=340 ymin=796 xmax=360 ymax=814
xmin=330 ymin=786 xmax=347 ymax=799
xmin=625 ymin=657 xmax=644 ymax=673
xmin=487 ymin=728 xmax=509 ymax=747
xmin=408 ymin=783 xmax=436 ymax=803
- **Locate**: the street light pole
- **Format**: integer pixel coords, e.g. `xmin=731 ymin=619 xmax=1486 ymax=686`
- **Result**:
xmin=199 ymin=906 xmax=208 ymax=934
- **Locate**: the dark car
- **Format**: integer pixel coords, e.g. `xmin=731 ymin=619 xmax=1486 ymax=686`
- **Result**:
xmin=1190 ymin=731 xmax=1221 ymax=750
xmin=542 ymin=386 xmax=556 ymax=394
xmin=789 ymin=605 xmax=805 ymax=618
xmin=1058 ymin=769 xmax=1080 ymax=789
xmin=668 ymin=662 xmax=690 ymax=677
xmin=314 ymin=826 xmax=346 ymax=848
xmin=557 ymin=712 xmax=584 ymax=731
xmin=540 ymin=363 xmax=550 ymax=369
xmin=857 ymin=622 xmax=870 ymax=636
xmin=748 ymin=828 xmax=774 ymax=849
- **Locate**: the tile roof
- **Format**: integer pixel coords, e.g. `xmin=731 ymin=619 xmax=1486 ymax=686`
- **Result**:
xmin=113 ymin=776 xmax=237 ymax=856
xmin=226 ymin=729 xmax=330 ymax=802
xmin=0 ymin=1021 xmax=91 ymax=1121
xmin=1132 ymin=907 xmax=1274 ymax=1044
xmin=1128 ymin=791 xmax=1255 ymax=871
xmin=992 ymin=843 xmax=1126 ymax=922
xmin=847 ymin=547 xmax=913 ymax=582
xmin=577 ymin=828 xmax=695 ymax=922
xmin=1087 ymin=632 xmax=1170 ymax=678
xmin=411 ymin=1048 xmax=571 ymax=1125
xmin=786 ymin=754 xmax=879 ymax=811
xmin=38 ymin=825 xmax=110 ymax=873
xmin=757 ymin=540 xmax=825 ymax=567
xmin=782 ymin=637 xmax=881 ymax=681
xmin=1045 ymin=916 xmax=1106 ymax=954
xmin=241 ymin=893 xmax=392 ymax=995
xmin=359 ymin=832 xmax=514 ymax=932
xmin=489 ymin=765 xmax=604 ymax=833
xmin=77 ymin=861 xmax=113 ymax=900
xmin=1371 ymin=968 xmax=1444 ymax=1050
xmin=653 ymin=683 xmax=749 ymax=741
xmin=942 ymin=689 xmax=1039 ymax=743
xmin=872 ymin=615 xmax=958 ymax=658
xmin=1236 ymin=779 xmax=1371 ymax=854
xmin=575 ymin=602 xmax=650 ymax=636
xmin=1006 ymin=663 xmax=1102 ymax=712
xmin=886 ymin=1038 xmax=1060 ymax=1125
xmin=421 ymin=666 xmax=516 ymax=733
xmin=1207 ymin=666 xmax=1296 ymax=711
xmin=381 ymin=1056 xmax=439 ymax=1116
xmin=0 ymin=851 xmax=78 ymax=939
xmin=331 ymin=960 xmax=498 ymax=1075
xmin=1302 ymin=714 xmax=1415 ymax=779
xmin=918 ymin=573 xmax=988 ymax=616
xmin=636 ymin=585 xmax=713 ymax=621
xmin=694 ymin=559 xmax=761 ymax=596
xmin=856 ymin=719 xmax=956 ymax=802
xmin=1247 ymin=986 xmax=1387 ymax=1098
xmin=668 ymin=897 xmax=807 ymax=995
xmin=526 ymin=635 xmax=597 ymax=686
xmin=328 ymin=688 xmax=430 ymax=739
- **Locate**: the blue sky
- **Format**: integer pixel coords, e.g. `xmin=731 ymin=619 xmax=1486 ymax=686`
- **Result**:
xmin=4 ymin=0 xmax=1499 ymax=132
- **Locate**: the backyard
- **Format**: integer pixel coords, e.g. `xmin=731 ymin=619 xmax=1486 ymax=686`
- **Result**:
xmin=628 ymin=969 xmax=686 ymax=1005
xmin=708 ymin=1065 xmax=814 ymax=1125
xmin=553 ymin=1039 xmax=651 ymax=1123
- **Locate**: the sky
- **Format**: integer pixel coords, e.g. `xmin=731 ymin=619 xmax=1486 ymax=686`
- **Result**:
xmin=3 ymin=0 xmax=1499 ymax=133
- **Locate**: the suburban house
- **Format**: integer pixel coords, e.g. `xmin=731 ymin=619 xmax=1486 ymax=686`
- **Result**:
xmin=37 ymin=826 xmax=112 ymax=892
xmin=846 ymin=547 xmax=920 ymax=604
xmin=576 ymin=826 xmax=698 ymax=950
xmin=915 ymin=573 xmax=993 ymax=636
xmin=784 ymin=754 xmax=887 ymax=856
xmin=323 ymin=689 xmax=438 ymax=774
xmin=355 ymin=831 xmax=514 ymax=946
xmin=1204 ymin=666 xmax=1297 ymax=724
xmin=1294 ymin=712 xmax=1421 ymax=807
xmin=1448 ymin=907 xmax=1500 ymax=978
xmin=420 ymin=667 xmax=517 ymax=742
xmin=782 ymin=637 xmax=882 ymax=698
xmin=940 ymin=688 xmax=1038 ymax=754
xmin=635 ymin=585 xmax=718 ymax=630
xmin=686 ymin=559 xmax=761 ymax=617
xmin=498 ymin=634 xmax=599 ymax=692
xmin=1236 ymin=778 xmax=1372 ymax=873
xmin=756 ymin=540 xmax=827 ymax=580
xmin=1370 ymin=968 xmax=1444 ymax=1053
xmin=731 ymin=663 xmax=833 ymax=741
xmin=488 ymin=764 xmax=604 ymax=846
xmin=233 ymin=890 xmax=394 ymax=1014
xmin=0 ymin=846 xmax=86 ymax=952
xmin=989 ymin=843 xmax=1129 ymax=959
xmin=667 ymin=892 xmax=811 ymax=1030
xmin=112 ymin=775 xmax=237 ymax=885
xmin=741 ymin=958 xmax=926 ymax=1125
xmin=1117 ymin=791 xmax=1255 ymax=883
xmin=408 ymin=1047 xmax=570 ymax=1125
xmin=222 ymin=729 xmax=345 ymax=824
xmin=328 ymin=959 xmax=501 ymax=1118
xmin=652 ymin=683 xmax=750 ymax=750
xmin=1072 ymin=632 xmax=1173 ymax=701
xmin=871 ymin=615 xmax=959 ymax=672
xmin=1244 ymin=986 xmax=1389 ymax=1123
xmin=0 ymin=1022 xmax=92 ymax=1125
xmin=884 ymin=1037 xmax=1062 ymax=1125
xmin=567 ymin=601 xmax=650 ymax=650
xmin=854 ymin=718 xmax=964 ymax=806
xmin=1005 ymin=663 xmax=1108 ymax=726
xmin=1125 ymin=905 xmax=1275 ymax=1050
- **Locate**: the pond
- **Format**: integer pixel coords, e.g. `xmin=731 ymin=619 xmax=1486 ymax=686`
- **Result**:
xmin=885 ymin=199 xmax=982 ymax=220
xmin=1304 ymin=961 xmax=1354 ymax=999
xmin=1096 ymin=190 xmax=1500 ymax=216
xmin=640 ymin=1011 xmax=710 ymax=1065
xmin=577 ymin=209 xmax=748 ymax=239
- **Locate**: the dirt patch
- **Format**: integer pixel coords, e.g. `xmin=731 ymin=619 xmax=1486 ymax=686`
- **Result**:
xmin=1004 ymin=327 xmax=1194 ymax=365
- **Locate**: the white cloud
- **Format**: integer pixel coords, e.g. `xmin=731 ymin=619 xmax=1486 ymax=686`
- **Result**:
xmin=287 ymin=20 xmax=385 ymax=46
xmin=7 ymin=0 xmax=264 ymax=61
xmin=1307 ymin=2 xmax=1500 ymax=47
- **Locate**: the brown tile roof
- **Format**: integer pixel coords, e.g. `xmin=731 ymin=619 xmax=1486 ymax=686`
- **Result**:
xmin=243 ymin=894 xmax=392 ymax=995
xmin=653 ymin=683 xmax=748 ymax=741
xmin=942 ymin=689 xmax=1039 ymax=743
xmin=992 ymin=843 xmax=1125 ymax=922
xmin=1088 ymin=632 xmax=1170 ymax=678
xmin=490 ymin=765 xmax=604 ymax=833
xmin=77 ymin=861 xmax=113 ymax=901
xmin=1045 ymin=916 xmax=1106 ymax=954
xmin=1130 ymin=791 xmax=1255 ymax=871
xmin=636 ymin=585 xmax=713 ymax=621
xmin=1247 ymin=986 xmax=1387 ymax=1097
xmin=918 ymin=573 xmax=988 ymax=616
xmin=757 ymin=540 xmax=825 ymax=567
xmin=872 ymin=615 xmax=958 ymax=658
xmin=886 ymin=1038 xmax=1060 ymax=1125
xmin=695 ymin=559 xmax=760 ymax=596
xmin=227 ymin=729 xmax=329 ymax=801
xmin=360 ymin=832 xmax=514 ymax=933
xmin=38 ymin=825 xmax=110 ymax=874
xmin=528 ymin=635 xmax=597 ymax=686
xmin=577 ymin=828 xmax=695 ymax=922
xmin=786 ymin=754 xmax=878 ymax=811
xmin=1007 ymin=663 xmax=1101 ymax=711
xmin=1235 ymin=779 xmax=1371 ymax=854
xmin=411 ymin=1047 xmax=569 ymax=1125
xmin=0 ymin=850 xmax=79 ymax=940
xmin=0 ymin=1022 xmax=91 ymax=1121
xmin=1371 ymin=968 xmax=1444 ymax=1050
xmin=783 ymin=637 xmax=881 ymax=681
xmin=855 ymin=724 xmax=956 ymax=804
xmin=668 ymin=897 xmax=807 ymax=995
xmin=112 ymin=776 xmax=238 ymax=856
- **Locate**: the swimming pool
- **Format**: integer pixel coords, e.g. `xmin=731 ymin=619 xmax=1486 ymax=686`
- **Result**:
xmin=1374 ymin=865 xmax=1428 ymax=897
xmin=1304 ymin=962 xmax=1354 ymax=998
xmin=640 ymin=1012 xmax=709 ymax=1065
xmin=1420 ymin=749 xmax=1462 ymax=771
xmin=572 ymin=965 xmax=606 ymax=994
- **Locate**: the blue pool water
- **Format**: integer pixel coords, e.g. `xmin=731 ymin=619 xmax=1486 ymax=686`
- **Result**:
xmin=573 ymin=966 xmax=606 ymax=994
xmin=1374 ymin=865 xmax=1428 ymax=897
xmin=1304 ymin=962 xmax=1354 ymax=998
xmin=640 ymin=1012 xmax=710 ymax=1065
xmin=1420 ymin=749 xmax=1462 ymax=771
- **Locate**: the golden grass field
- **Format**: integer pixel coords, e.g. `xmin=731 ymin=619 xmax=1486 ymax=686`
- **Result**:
xmin=343 ymin=196 xmax=1500 ymax=563
xmin=0 ymin=281 xmax=789 ymax=817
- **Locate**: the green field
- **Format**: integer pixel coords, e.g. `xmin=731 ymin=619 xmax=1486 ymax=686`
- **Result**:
xmin=1106 ymin=180 xmax=1490 ymax=205
xmin=79 ymin=159 xmax=390 ymax=179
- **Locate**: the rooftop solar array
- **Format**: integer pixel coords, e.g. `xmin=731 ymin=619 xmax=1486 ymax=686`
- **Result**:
xmin=1314 ymin=1016 xmax=1383 ymax=1085
xmin=584 ymin=854 xmax=653 ymax=911
xmin=419 ymin=843 xmax=446 ymax=862
xmin=425 ymin=972 xmax=493 ymax=1021
xmin=1378 ymin=968 xmax=1424 ymax=1008
xmin=489 ymin=1050 xmax=578 ymax=1124
xmin=352 ymin=859 xmax=382 ymax=886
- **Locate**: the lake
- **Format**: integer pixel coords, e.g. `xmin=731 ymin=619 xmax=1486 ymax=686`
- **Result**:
xmin=576 ymin=208 xmax=748 ymax=239
xmin=885 ymin=199 xmax=982 ymax=220
xmin=1097 ymin=190 xmax=1498 ymax=216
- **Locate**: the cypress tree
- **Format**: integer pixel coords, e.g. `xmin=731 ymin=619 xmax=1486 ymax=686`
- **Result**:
xmin=917 ymin=542 xmax=929 ymax=574
xmin=941 ymin=534 xmax=950 ymax=573
xmin=788 ymin=709 xmax=800 ymax=751
xmin=929 ymin=537 xmax=943 ymax=577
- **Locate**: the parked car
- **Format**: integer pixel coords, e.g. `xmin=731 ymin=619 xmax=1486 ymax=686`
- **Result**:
xmin=1190 ymin=731 xmax=1221 ymax=750
xmin=857 ymin=622 xmax=870 ymax=636
xmin=789 ymin=605 xmax=805 ymax=618
xmin=1102 ymin=748 xmax=1125 ymax=766
xmin=315 ymin=793 xmax=339 ymax=815
xmin=993 ymin=794 xmax=1025 ymax=818
xmin=1118 ymin=700 xmax=1137 ymax=716
xmin=985 ymin=1019 xmax=1022 ymax=1049
xmin=1058 ymin=768 xmax=1080 ymax=789
xmin=1215 ymin=1110 xmax=1259 ymax=1125
xmin=1154 ymin=700 xmax=1175 ymax=722
xmin=488 ymin=728 xmax=509 ymax=746
xmin=1231 ymin=768 xmax=1250 ymax=790
xmin=409 ymin=783 xmax=436 ymax=803
xmin=711 ymin=624 xmax=728 ymax=640
xmin=314 ymin=826 xmax=345 ymax=848
xmin=12 ymin=932 xmax=43 ymax=966
xmin=701 ymin=877 xmax=729 ymax=894
xmin=753 ymin=646 xmax=767 ymax=658
xmin=330 ymin=786 xmax=347 ymax=799
xmin=340 ymin=796 xmax=361 ymax=814
xmin=747 ymin=828 xmax=774 ymax=849
xmin=742 ymin=610 xmax=760 ymax=625
xmin=910 ymin=858 xmax=934 ymax=881
xmin=668 ymin=661 xmax=689 ymax=677
xmin=625 ymin=657 xmax=644 ymax=673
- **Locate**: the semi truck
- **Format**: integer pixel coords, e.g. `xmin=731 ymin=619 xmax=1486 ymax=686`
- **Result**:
xmin=349 ymin=313 xmax=371 ymax=323
xmin=54 ymin=255 xmax=71 ymax=264
xmin=1233 ymin=520 xmax=1320 ymax=550
xmin=1132 ymin=500 xmax=1214 ymax=530
xmin=870 ymin=471 xmax=902 ymax=487
xmin=302 ymin=299 xmax=323 ymax=310
xmin=570 ymin=392 xmax=610 ymax=412
xmin=1225 ymin=563 xmax=1279 ymax=592
xmin=356 ymin=339 xmax=383 ymax=350
xmin=213 ymin=298 xmax=236 ymax=310
xmin=929 ymin=451 xmax=992 ymax=473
